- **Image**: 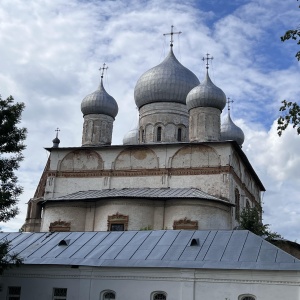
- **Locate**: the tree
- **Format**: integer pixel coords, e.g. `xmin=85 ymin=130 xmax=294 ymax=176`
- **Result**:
xmin=0 ymin=95 xmax=27 ymax=274
xmin=239 ymin=207 xmax=281 ymax=240
xmin=277 ymin=0 xmax=300 ymax=136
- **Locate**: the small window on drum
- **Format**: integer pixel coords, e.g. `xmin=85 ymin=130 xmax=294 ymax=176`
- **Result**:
xmin=239 ymin=295 xmax=256 ymax=300
xmin=157 ymin=127 xmax=162 ymax=142
xmin=103 ymin=291 xmax=116 ymax=300
xmin=177 ymin=128 xmax=182 ymax=142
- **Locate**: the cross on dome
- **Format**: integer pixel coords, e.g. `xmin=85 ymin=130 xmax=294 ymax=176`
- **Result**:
xmin=227 ymin=97 xmax=234 ymax=113
xmin=99 ymin=63 xmax=108 ymax=79
xmin=163 ymin=25 xmax=182 ymax=48
xmin=202 ymin=53 xmax=214 ymax=69
xmin=55 ymin=127 xmax=60 ymax=138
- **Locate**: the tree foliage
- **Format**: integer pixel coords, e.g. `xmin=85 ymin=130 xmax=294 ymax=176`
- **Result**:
xmin=277 ymin=0 xmax=300 ymax=136
xmin=239 ymin=207 xmax=282 ymax=240
xmin=0 ymin=240 xmax=23 ymax=275
xmin=0 ymin=95 xmax=26 ymax=274
xmin=0 ymin=95 xmax=27 ymax=222
xmin=277 ymin=100 xmax=300 ymax=136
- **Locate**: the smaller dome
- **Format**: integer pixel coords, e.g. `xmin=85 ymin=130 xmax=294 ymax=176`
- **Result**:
xmin=186 ymin=71 xmax=226 ymax=111
xmin=81 ymin=79 xmax=118 ymax=118
xmin=52 ymin=137 xmax=60 ymax=148
xmin=123 ymin=127 xmax=139 ymax=145
xmin=221 ymin=113 xmax=245 ymax=146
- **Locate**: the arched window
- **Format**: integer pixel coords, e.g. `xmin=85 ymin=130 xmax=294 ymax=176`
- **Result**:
xmin=102 ymin=291 xmax=116 ymax=300
xmin=177 ymin=128 xmax=182 ymax=142
xmin=239 ymin=295 xmax=256 ymax=300
xmin=246 ymin=199 xmax=250 ymax=209
xmin=153 ymin=292 xmax=166 ymax=300
xmin=235 ymin=188 xmax=240 ymax=221
xmin=157 ymin=127 xmax=162 ymax=142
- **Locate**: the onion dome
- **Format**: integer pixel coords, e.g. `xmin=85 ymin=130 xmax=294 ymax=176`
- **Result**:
xmin=186 ymin=70 xmax=226 ymax=111
xmin=134 ymin=48 xmax=200 ymax=109
xmin=221 ymin=113 xmax=245 ymax=146
xmin=81 ymin=78 xmax=118 ymax=118
xmin=123 ymin=127 xmax=139 ymax=145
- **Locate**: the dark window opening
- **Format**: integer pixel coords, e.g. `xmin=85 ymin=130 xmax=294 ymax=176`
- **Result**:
xmin=177 ymin=128 xmax=182 ymax=141
xmin=157 ymin=127 xmax=162 ymax=142
xmin=110 ymin=224 xmax=125 ymax=231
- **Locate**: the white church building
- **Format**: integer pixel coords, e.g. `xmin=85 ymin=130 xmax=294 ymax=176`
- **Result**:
xmin=1 ymin=27 xmax=300 ymax=300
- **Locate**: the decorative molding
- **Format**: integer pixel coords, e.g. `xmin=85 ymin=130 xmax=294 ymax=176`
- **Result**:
xmin=107 ymin=212 xmax=129 ymax=231
xmin=49 ymin=220 xmax=71 ymax=232
xmin=3 ymin=272 xmax=300 ymax=286
xmin=173 ymin=218 xmax=198 ymax=230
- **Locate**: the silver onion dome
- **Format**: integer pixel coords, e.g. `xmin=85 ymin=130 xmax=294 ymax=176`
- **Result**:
xmin=221 ymin=113 xmax=245 ymax=146
xmin=81 ymin=79 xmax=118 ymax=118
xmin=123 ymin=127 xmax=139 ymax=145
xmin=134 ymin=48 xmax=199 ymax=108
xmin=186 ymin=71 xmax=226 ymax=111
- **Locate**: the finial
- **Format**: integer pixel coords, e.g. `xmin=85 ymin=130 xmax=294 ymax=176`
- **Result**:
xmin=163 ymin=25 xmax=182 ymax=48
xmin=55 ymin=127 xmax=60 ymax=138
xmin=227 ymin=97 xmax=234 ymax=114
xmin=202 ymin=53 xmax=214 ymax=70
xmin=52 ymin=128 xmax=61 ymax=148
xmin=99 ymin=63 xmax=108 ymax=79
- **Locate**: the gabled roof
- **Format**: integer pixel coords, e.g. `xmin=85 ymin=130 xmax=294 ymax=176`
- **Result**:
xmin=46 ymin=188 xmax=232 ymax=206
xmin=1 ymin=230 xmax=299 ymax=271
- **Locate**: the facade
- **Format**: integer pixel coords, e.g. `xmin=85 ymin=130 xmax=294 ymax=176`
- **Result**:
xmin=4 ymin=31 xmax=299 ymax=300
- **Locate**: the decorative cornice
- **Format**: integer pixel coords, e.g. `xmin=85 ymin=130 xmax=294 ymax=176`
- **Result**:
xmin=4 ymin=272 xmax=300 ymax=286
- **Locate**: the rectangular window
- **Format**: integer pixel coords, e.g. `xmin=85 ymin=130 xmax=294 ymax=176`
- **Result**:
xmin=110 ymin=223 xmax=125 ymax=231
xmin=53 ymin=288 xmax=67 ymax=300
xmin=7 ymin=286 xmax=21 ymax=300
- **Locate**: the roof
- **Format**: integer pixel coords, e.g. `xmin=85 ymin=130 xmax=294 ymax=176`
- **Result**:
xmin=47 ymin=188 xmax=232 ymax=205
xmin=1 ymin=230 xmax=299 ymax=271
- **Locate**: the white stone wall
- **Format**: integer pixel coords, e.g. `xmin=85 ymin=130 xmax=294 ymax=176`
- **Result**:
xmin=29 ymin=142 xmax=263 ymax=232
xmin=1 ymin=266 xmax=299 ymax=300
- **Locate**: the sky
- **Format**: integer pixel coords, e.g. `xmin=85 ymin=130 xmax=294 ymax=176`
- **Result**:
xmin=0 ymin=0 xmax=299 ymax=241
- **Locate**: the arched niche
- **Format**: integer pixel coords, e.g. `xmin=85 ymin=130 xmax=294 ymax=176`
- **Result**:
xmin=231 ymin=152 xmax=241 ymax=178
xmin=114 ymin=146 xmax=159 ymax=170
xmin=59 ymin=150 xmax=103 ymax=171
xmin=171 ymin=145 xmax=220 ymax=168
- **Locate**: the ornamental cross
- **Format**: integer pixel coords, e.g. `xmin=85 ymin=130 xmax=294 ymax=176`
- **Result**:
xmin=227 ymin=97 xmax=234 ymax=112
xmin=55 ymin=128 xmax=60 ymax=138
xmin=99 ymin=63 xmax=108 ymax=79
xmin=163 ymin=25 xmax=182 ymax=48
xmin=202 ymin=53 xmax=214 ymax=69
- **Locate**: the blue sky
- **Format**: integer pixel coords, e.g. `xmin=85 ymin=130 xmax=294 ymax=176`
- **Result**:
xmin=0 ymin=0 xmax=300 ymax=241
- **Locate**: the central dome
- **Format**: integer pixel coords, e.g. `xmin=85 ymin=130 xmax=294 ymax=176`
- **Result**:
xmin=134 ymin=49 xmax=199 ymax=109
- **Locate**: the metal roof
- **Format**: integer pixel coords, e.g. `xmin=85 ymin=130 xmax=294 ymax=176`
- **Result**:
xmin=1 ymin=230 xmax=299 ymax=271
xmin=47 ymin=188 xmax=232 ymax=205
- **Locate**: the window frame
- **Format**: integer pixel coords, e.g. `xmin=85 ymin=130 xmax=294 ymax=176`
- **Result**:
xmin=52 ymin=287 xmax=68 ymax=300
xmin=151 ymin=291 xmax=167 ymax=300
xmin=7 ymin=286 xmax=21 ymax=300
xmin=101 ymin=290 xmax=116 ymax=300
xmin=238 ymin=294 xmax=256 ymax=300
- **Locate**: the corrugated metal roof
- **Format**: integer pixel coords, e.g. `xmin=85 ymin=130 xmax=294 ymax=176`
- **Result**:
xmin=1 ymin=230 xmax=299 ymax=271
xmin=47 ymin=188 xmax=232 ymax=205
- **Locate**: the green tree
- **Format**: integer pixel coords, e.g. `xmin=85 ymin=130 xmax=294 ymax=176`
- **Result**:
xmin=0 ymin=95 xmax=27 ymax=274
xmin=239 ymin=207 xmax=281 ymax=240
xmin=277 ymin=1 xmax=300 ymax=136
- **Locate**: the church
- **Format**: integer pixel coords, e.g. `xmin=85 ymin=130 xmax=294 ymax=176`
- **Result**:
xmin=1 ymin=27 xmax=300 ymax=300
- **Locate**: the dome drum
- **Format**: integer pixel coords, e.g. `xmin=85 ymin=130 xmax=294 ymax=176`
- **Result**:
xmin=189 ymin=107 xmax=221 ymax=142
xmin=82 ymin=114 xmax=114 ymax=146
xmin=139 ymin=102 xmax=189 ymax=143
